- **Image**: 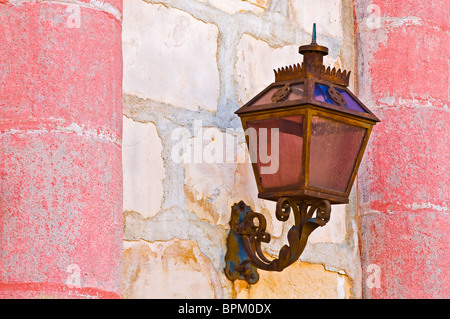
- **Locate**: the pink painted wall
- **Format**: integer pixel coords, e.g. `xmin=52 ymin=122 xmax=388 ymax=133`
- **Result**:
xmin=356 ymin=0 xmax=449 ymax=298
xmin=0 ymin=1 xmax=123 ymax=298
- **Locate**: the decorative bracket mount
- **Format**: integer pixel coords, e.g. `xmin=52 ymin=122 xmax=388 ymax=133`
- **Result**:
xmin=224 ymin=197 xmax=331 ymax=284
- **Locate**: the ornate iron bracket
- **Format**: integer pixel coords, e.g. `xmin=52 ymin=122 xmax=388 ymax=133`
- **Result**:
xmin=224 ymin=197 xmax=331 ymax=284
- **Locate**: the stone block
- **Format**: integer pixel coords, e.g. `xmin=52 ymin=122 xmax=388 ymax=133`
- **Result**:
xmin=122 ymin=240 xmax=221 ymax=298
xmin=289 ymin=0 xmax=344 ymax=39
xmin=122 ymin=117 xmax=165 ymax=218
xmin=234 ymin=261 xmax=351 ymax=298
xmin=122 ymin=0 xmax=219 ymax=112
xmin=235 ymin=34 xmax=300 ymax=106
xmin=308 ymin=204 xmax=347 ymax=244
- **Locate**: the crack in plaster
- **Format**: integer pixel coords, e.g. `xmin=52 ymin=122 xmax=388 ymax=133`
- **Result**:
xmin=123 ymin=208 xmax=228 ymax=271
xmin=1 ymin=124 xmax=121 ymax=146
xmin=122 ymin=0 xmax=361 ymax=298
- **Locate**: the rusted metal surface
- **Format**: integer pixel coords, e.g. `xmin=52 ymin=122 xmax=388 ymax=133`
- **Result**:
xmin=225 ymin=198 xmax=331 ymax=284
xmin=327 ymin=87 xmax=346 ymax=107
xmin=225 ymin=24 xmax=380 ymax=285
xmin=271 ymin=84 xmax=291 ymax=102
xmin=238 ymin=107 xmax=374 ymax=204
xmin=224 ymin=202 xmax=260 ymax=284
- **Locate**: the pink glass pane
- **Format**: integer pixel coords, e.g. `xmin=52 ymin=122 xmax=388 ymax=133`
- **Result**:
xmin=250 ymin=83 xmax=305 ymax=107
xmin=309 ymin=116 xmax=366 ymax=192
xmin=247 ymin=116 xmax=304 ymax=188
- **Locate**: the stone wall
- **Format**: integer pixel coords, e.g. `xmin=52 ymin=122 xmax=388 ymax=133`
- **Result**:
xmin=122 ymin=0 xmax=360 ymax=298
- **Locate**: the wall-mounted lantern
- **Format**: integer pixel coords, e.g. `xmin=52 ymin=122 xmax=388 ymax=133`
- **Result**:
xmin=224 ymin=24 xmax=380 ymax=284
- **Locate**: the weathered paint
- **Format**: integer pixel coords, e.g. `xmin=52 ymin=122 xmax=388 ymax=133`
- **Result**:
xmin=0 ymin=1 xmax=123 ymax=298
xmin=1 ymin=0 xmax=446 ymax=299
xmin=356 ymin=0 xmax=449 ymax=298
xmin=121 ymin=0 xmax=360 ymax=298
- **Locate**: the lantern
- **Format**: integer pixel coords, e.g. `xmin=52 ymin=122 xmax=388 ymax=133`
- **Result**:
xmin=224 ymin=25 xmax=380 ymax=284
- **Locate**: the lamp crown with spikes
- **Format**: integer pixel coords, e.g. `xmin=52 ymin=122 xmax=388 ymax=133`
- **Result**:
xmin=274 ymin=23 xmax=351 ymax=87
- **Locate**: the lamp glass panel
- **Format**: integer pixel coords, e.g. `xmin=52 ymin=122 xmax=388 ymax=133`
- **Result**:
xmin=309 ymin=116 xmax=366 ymax=192
xmin=247 ymin=116 xmax=304 ymax=188
xmin=314 ymin=84 xmax=367 ymax=113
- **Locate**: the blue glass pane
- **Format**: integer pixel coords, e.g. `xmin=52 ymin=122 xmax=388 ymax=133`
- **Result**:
xmin=336 ymin=89 xmax=367 ymax=113
xmin=314 ymin=84 xmax=367 ymax=114
xmin=314 ymin=84 xmax=334 ymax=104
xmin=313 ymin=84 xmax=326 ymax=102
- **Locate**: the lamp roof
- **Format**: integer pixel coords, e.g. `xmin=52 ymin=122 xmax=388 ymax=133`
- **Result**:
xmin=235 ymin=24 xmax=380 ymax=123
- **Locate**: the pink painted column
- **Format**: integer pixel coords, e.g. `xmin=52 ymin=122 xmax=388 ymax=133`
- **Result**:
xmin=0 ymin=1 xmax=123 ymax=298
xmin=355 ymin=1 xmax=449 ymax=298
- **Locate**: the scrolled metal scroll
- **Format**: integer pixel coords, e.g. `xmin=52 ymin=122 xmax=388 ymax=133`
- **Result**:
xmin=224 ymin=197 xmax=332 ymax=284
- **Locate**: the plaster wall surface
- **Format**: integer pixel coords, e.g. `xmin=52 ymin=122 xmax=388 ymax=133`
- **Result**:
xmin=1 ymin=0 xmax=446 ymax=300
xmin=122 ymin=0 xmax=361 ymax=298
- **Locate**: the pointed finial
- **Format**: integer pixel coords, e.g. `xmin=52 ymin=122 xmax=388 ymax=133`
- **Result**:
xmin=312 ymin=23 xmax=317 ymax=44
